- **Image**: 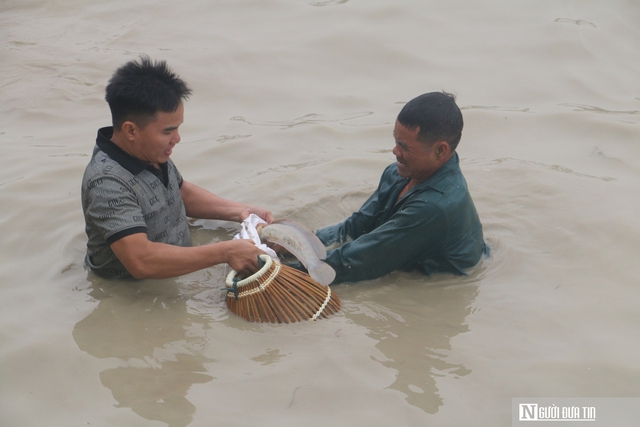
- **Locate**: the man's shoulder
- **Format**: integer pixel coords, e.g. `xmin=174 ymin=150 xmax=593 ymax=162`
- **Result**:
xmin=86 ymin=146 xmax=134 ymax=174
xmin=408 ymin=171 xmax=470 ymax=211
xmin=377 ymin=162 xmax=401 ymax=187
xmin=165 ymin=158 xmax=182 ymax=177
xmin=381 ymin=162 xmax=399 ymax=177
xmin=82 ymin=148 xmax=134 ymax=191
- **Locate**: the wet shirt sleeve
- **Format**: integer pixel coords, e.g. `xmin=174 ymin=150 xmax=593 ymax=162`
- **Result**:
xmin=315 ymin=190 xmax=383 ymax=246
xmin=323 ymin=200 xmax=447 ymax=284
xmin=83 ymin=174 xmax=147 ymax=245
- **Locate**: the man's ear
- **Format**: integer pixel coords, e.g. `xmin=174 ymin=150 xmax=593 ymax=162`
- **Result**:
xmin=121 ymin=121 xmax=137 ymax=142
xmin=435 ymin=141 xmax=450 ymax=159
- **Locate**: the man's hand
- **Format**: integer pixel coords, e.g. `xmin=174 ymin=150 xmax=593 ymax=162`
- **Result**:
xmin=224 ymin=239 xmax=267 ymax=278
xmin=240 ymin=206 xmax=274 ymax=225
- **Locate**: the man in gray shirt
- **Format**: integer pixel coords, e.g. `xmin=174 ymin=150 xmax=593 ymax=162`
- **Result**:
xmin=82 ymin=57 xmax=271 ymax=280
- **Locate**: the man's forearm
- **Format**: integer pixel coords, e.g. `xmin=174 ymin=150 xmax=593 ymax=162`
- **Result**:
xmin=180 ymin=180 xmax=273 ymax=223
xmin=110 ymin=234 xmax=262 ymax=279
xmin=180 ymin=180 xmax=248 ymax=221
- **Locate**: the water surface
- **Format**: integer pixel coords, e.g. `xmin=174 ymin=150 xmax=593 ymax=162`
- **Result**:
xmin=1 ymin=1 xmax=639 ymax=426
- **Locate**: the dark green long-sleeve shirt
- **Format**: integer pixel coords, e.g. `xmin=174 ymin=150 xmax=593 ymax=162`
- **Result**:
xmin=315 ymin=153 xmax=488 ymax=284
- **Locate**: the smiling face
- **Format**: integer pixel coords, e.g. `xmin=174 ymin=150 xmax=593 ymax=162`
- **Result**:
xmin=392 ymin=120 xmax=443 ymax=183
xmin=123 ymin=102 xmax=184 ymax=168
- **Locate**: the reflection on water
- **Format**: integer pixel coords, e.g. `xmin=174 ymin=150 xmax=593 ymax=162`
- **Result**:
xmin=73 ymin=277 xmax=214 ymax=427
xmin=251 ymin=348 xmax=286 ymax=365
xmin=99 ymin=354 xmax=211 ymax=427
xmin=339 ymin=248 xmax=502 ymax=414
xmin=282 ymin=191 xmax=505 ymax=414
xmin=283 ymin=189 xmax=506 ymax=415
xmin=344 ymin=280 xmax=476 ymax=413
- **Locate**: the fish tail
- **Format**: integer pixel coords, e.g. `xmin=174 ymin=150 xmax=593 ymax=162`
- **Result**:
xmin=309 ymin=260 xmax=336 ymax=286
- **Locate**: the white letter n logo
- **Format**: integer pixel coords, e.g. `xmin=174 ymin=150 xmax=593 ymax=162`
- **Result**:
xmin=519 ymin=403 xmax=538 ymax=421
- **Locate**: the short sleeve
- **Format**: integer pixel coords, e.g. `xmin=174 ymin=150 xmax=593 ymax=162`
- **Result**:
xmin=83 ymin=174 xmax=147 ymax=244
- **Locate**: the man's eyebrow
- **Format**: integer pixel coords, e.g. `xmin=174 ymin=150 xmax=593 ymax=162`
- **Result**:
xmin=163 ymin=125 xmax=179 ymax=131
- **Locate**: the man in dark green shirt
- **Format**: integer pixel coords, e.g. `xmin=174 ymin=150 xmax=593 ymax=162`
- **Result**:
xmin=315 ymin=92 xmax=488 ymax=284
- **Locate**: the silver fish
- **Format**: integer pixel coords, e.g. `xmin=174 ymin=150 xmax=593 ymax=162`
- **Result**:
xmin=259 ymin=219 xmax=336 ymax=286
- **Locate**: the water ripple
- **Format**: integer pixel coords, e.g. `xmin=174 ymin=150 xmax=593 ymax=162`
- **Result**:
xmin=460 ymin=105 xmax=531 ymax=113
xmin=309 ymin=0 xmax=349 ymax=6
xmin=467 ymin=157 xmax=616 ymax=182
xmin=560 ymin=103 xmax=640 ymax=117
xmin=231 ymin=111 xmax=373 ymax=129
xmin=184 ymin=134 xmax=252 ymax=144
xmin=554 ymin=18 xmax=597 ymax=27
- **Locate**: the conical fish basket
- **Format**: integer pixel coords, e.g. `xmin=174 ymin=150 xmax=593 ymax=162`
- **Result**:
xmin=224 ymin=254 xmax=341 ymax=323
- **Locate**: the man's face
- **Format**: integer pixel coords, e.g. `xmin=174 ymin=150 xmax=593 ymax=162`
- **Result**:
xmin=392 ymin=120 xmax=440 ymax=183
xmin=133 ymin=102 xmax=184 ymax=167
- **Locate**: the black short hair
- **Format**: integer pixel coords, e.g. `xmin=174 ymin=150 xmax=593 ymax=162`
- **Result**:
xmin=397 ymin=91 xmax=463 ymax=150
xmin=105 ymin=56 xmax=192 ymax=129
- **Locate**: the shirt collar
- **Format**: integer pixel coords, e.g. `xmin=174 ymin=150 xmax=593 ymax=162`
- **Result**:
xmin=96 ymin=126 xmax=152 ymax=175
xmin=412 ymin=152 xmax=461 ymax=194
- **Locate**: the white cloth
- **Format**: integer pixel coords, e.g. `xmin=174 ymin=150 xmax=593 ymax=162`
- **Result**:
xmin=233 ymin=214 xmax=279 ymax=260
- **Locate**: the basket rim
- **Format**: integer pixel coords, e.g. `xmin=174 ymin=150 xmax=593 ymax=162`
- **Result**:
xmin=225 ymin=254 xmax=275 ymax=288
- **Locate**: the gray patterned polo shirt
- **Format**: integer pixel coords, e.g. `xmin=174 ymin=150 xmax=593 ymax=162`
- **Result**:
xmin=81 ymin=127 xmax=191 ymax=279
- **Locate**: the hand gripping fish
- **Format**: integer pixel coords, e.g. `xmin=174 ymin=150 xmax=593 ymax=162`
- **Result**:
xmin=258 ymin=219 xmax=336 ymax=286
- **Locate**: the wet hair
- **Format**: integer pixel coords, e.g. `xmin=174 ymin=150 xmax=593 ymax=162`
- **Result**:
xmin=105 ymin=56 xmax=192 ymax=130
xmin=397 ymin=91 xmax=463 ymax=150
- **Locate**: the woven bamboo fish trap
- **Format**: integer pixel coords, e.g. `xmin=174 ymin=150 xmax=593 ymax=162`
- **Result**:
xmin=224 ymin=254 xmax=341 ymax=323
